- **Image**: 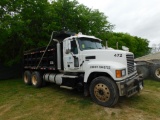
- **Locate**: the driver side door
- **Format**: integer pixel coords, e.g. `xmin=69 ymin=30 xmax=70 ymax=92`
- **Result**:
xmin=63 ymin=39 xmax=79 ymax=71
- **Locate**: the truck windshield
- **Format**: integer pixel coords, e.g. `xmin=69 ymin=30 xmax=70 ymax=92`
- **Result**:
xmin=77 ymin=38 xmax=102 ymax=50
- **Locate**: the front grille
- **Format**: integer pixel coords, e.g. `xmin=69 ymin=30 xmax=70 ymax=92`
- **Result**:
xmin=126 ymin=54 xmax=134 ymax=75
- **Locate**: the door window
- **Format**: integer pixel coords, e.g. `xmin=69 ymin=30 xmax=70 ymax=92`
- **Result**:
xmin=71 ymin=40 xmax=78 ymax=54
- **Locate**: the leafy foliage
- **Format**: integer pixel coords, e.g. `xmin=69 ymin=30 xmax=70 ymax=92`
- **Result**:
xmin=106 ymin=32 xmax=150 ymax=58
xmin=0 ymin=0 xmax=150 ymax=65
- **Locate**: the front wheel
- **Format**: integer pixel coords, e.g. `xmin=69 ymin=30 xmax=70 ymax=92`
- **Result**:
xmin=89 ymin=76 xmax=119 ymax=107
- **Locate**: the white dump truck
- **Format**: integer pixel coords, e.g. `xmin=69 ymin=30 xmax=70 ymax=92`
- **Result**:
xmin=23 ymin=31 xmax=143 ymax=107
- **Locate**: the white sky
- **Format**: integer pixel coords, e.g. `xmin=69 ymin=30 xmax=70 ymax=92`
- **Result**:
xmin=77 ymin=0 xmax=160 ymax=47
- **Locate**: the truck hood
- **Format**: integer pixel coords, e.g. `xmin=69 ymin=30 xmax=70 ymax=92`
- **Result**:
xmin=80 ymin=49 xmax=133 ymax=67
xmin=79 ymin=49 xmax=135 ymax=81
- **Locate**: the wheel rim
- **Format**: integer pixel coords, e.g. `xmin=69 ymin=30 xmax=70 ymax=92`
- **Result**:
xmin=24 ymin=75 xmax=28 ymax=83
xmin=94 ymin=83 xmax=110 ymax=102
xmin=155 ymin=68 xmax=160 ymax=78
xmin=32 ymin=75 xmax=37 ymax=85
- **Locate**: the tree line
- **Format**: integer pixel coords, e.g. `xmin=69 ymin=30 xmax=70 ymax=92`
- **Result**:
xmin=0 ymin=0 xmax=150 ymax=65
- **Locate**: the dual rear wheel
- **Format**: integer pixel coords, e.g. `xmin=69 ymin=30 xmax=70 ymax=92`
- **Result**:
xmin=23 ymin=71 xmax=43 ymax=88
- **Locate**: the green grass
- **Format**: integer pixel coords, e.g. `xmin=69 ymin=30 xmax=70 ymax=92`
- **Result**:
xmin=0 ymin=79 xmax=160 ymax=120
xmin=118 ymin=80 xmax=160 ymax=117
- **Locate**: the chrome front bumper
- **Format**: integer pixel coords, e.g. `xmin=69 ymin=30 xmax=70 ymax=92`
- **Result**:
xmin=116 ymin=73 xmax=143 ymax=97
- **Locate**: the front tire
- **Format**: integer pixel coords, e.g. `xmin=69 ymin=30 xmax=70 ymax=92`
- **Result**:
xmin=89 ymin=76 xmax=119 ymax=107
xmin=31 ymin=71 xmax=43 ymax=88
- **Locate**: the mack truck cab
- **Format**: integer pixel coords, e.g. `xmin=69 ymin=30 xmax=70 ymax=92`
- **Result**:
xmin=23 ymin=31 xmax=143 ymax=107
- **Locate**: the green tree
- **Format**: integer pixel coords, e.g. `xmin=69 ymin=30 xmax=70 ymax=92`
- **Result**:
xmin=0 ymin=0 xmax=149 ymax=65
xmin=50 ymin=0 xmax=113 ymax=35
xmin=0 ymin=0 xmax=113 ymax=65
xmin=107 ymin=32 xmax=150 ymax=58
xmin=0 ymin=0 xmax=50 ymax=65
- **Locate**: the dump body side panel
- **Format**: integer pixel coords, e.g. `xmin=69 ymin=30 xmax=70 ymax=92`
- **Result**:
xmin=24 ymin=45 xmax=58 ymax=71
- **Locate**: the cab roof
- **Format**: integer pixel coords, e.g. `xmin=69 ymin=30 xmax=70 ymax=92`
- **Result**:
xmin=54 ymin=31 xmax=101 ymax=41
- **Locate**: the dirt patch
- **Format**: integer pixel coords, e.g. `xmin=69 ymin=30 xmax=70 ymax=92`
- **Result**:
xmin=143 ymin=89 xmax=160 ymax=98
xmin=104 ymin=105 xmax=157 ymax=120
xmin=11 ymin=113 xmax=32 ymax=120
xmin=0 ymin=105 xmax=13 ymax=116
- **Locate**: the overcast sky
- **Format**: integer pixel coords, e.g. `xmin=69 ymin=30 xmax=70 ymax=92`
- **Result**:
xmin=77 ymin=0 xmax=160 ymax=47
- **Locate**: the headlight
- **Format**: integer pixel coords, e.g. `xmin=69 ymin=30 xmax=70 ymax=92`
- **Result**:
xmin=116 ymin=69 xmax=126 ymax=78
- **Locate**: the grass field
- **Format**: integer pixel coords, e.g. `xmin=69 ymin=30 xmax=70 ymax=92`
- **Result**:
xmin=0 ymin=79 xmax=160 ymax=120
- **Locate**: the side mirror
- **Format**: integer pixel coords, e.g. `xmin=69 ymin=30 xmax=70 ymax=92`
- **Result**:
xmin=65 ymin=49 xmax=71 ymax=54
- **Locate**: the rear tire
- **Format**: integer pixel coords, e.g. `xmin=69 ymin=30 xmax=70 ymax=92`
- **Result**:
xmin=136 ymin=66 xmax=149 ymax=79
xmin=89 ymin=76 xmax=119 ymax=107
xmin=24 ymin=71 xmax=31 ymax=85
xmin=151 ymin=65 xmax=160 ymax=81
xmin=31 ymin=71 xmax=43 ymax=88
